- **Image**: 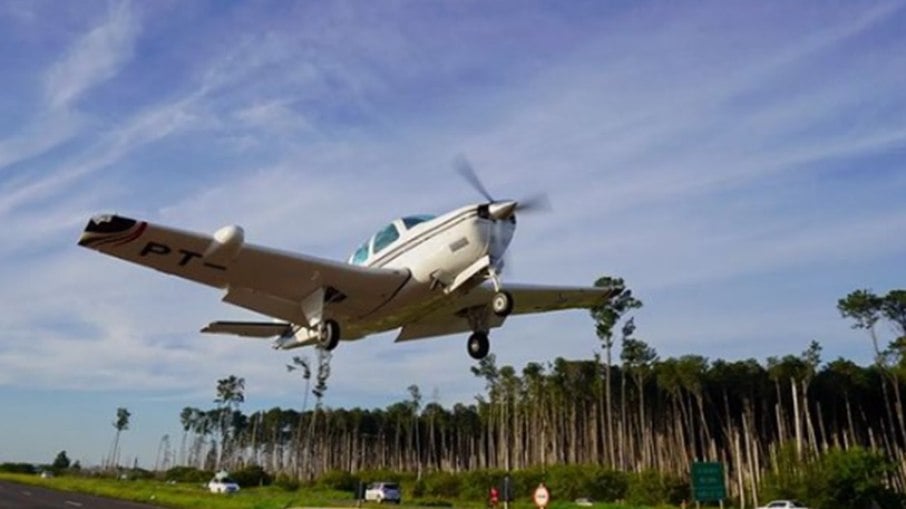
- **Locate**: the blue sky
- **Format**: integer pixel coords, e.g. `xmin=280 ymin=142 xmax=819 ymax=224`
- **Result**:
xmin=1 ymin=1 xmax=905 ymax=467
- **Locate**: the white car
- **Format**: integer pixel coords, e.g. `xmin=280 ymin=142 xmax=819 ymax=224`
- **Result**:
xmin=365 ymin=482 xmax=401 ymax=504
xmin=758 ymin=500 xmax=809 ymax=509
xmin=208 ymin=472 xmax=240 ymax=494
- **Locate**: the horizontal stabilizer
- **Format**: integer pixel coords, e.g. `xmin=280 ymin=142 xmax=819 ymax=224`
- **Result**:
xmin=201 ymin=321 xmax=292 ymax=338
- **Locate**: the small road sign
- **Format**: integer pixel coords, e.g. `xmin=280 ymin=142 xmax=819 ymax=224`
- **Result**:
xmin=533 ymin=483 xmax=550 ymax=509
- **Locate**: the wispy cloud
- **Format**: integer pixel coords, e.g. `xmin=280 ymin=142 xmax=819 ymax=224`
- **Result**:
xmin=43 ymin=1 xmax=138 ymax=112
xmin=2 ymin=1 xmax=906 ymax=465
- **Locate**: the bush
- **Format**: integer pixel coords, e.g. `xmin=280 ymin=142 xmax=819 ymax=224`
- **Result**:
xmin=423 ymin=472 xmax=461 ymax=498
xmin=318 ymin=469 xmax=359 ymax=492
xmin=274 ymin=473 xmax=301 ymax=491
xmin=458 ymin=469 xmax=506 ymax=500
xmin=164 ymin=466 xmax=212 ymax=483
xmin=590 ymin=468 xmax=629 ymax=502
xmin=804 ymin=447 xmax=902 ymax=509
xmin=231 ymin=464 xmax=272 ymax=487
xmin=0 ymin=463 xmax=37 ymax=475
xmin=626 ymin=469 xmax=673 ymax=506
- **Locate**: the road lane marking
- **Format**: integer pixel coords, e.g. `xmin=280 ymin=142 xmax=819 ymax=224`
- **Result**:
xmin=65 ymin=501 xmax=84 ymax=507
xmin=21 ymin=491 xmax=31 ymax=496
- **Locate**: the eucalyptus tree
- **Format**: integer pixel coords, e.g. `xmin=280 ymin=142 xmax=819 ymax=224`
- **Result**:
xmin=108 ymin=407 xmax=131 ymax=470
xmin=179 ymin=407 xmax=196 ymax=465
xmin=306 ymin=347 xmax=332 ymax=478
xmin=408 ymin=384 xmax=423 ymax=479
xmin=799 ymin=341 xmax=822 ymax=453
xmin=839 ymin=288 xmax=906 ymax=446
xmin=590 ymin=276 xmax=642 ymax=466
xmin=621 ymin=335 xmax=657 ymax=467
xmin=214 ymin=375 xmax=245 ymax=469
xmin=287 ymin=355 xmax=312 ymax=476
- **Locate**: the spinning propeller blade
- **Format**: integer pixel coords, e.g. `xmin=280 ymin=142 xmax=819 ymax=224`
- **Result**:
xmin=454 ymin=155 xmax=551 ymax=214
xmin=454 ymin=155 xmax=495 ymax=203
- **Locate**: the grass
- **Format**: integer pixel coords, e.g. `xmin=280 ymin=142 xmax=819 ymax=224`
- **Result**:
xmin=0 ymin=473 xmax=674 ymax=509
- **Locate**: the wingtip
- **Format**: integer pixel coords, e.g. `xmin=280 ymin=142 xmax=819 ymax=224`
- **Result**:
xmin=77 ymin=214 xmax=144 ymax=248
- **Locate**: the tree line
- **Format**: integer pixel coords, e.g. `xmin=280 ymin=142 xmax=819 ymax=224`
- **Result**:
xmin=163 ymin=284 xmax=904 ymax=508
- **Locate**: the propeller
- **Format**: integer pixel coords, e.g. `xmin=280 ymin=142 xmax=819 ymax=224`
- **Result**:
xmin=454 ymin=155 xmax=551 ymax=215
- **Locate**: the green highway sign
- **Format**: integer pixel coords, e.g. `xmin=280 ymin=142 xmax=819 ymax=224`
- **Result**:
xmin=691 ymin=462 xmax=726 ymax=502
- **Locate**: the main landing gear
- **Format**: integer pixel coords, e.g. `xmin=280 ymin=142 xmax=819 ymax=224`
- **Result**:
xmin=465 ymin=290 xmax=515 ymax=360
xmin=491 ymin=290 xmax=513 ymax=317
xmin=318 ymin=319 xmax=340 ymax=351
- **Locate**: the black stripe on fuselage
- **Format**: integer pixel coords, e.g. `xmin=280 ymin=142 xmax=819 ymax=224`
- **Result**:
xmin=366 ymin=209 xmax=482 ymax=269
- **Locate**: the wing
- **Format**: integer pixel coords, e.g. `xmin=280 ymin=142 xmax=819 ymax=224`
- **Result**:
xmin=78 ymin=214 xmax=410 ymax=323
xmin=201 ymin=321 xmax=292 ymax=338
xmin=396 ymin=283 xmax=616 ymax=342
xmin=505 ymin=283 xmax=619 ymax=314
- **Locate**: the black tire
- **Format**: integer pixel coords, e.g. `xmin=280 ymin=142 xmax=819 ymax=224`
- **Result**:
xmin=467 ymin=332 xmax=490 ymax=360
xmin=491 ymin=290 xmax=514 ymax=317
xmin=321 ymin=319 xmax=340 ymax=350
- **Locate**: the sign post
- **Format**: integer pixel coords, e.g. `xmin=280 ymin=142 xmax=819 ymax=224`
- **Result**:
xmin=691 ymin=462 xmax=726 ymax=507
xmin=533 ymin=482 xmax=550 ymax=509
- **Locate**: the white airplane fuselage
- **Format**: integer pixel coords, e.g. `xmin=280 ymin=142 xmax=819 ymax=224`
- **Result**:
xmin=277 ymin=203 xmax=517 ymax=347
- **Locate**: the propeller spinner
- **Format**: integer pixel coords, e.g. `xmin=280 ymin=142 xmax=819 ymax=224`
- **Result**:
xmin=454 ymin=155 xmax=551 ymax=218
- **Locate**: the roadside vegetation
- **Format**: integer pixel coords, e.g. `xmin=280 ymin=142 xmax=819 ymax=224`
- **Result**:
xmin=3 ymin=283 xmax=904 ymax=509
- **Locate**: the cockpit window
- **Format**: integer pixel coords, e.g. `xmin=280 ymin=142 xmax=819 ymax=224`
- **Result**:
xmin=350 ymin=242 xmax=369 ymax=266
xmin=401 ymin=215 xmax=435 ymax=229
xmin=372 ymin=223 xmax=400 ymax=254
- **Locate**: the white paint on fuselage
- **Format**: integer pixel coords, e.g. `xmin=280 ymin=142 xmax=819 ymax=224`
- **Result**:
xmin=339 ymin=203 xmax=516 ymax=338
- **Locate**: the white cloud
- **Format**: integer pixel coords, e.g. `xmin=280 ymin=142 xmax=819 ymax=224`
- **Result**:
xmin=43 ymin=1 xmax=138 ymax=111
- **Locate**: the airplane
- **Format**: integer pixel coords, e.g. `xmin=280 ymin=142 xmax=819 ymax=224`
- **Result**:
xmin=77 ymin=162 xmax=617 ymax=359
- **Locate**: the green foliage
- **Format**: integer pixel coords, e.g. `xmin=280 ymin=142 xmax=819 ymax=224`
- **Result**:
xmin=804 ymin=447 xmax=902 ymax=509
xmin=412 ymin=477 xmax=426 ymax=498
xmin=125 ymin=468 xmax=155 ymax=480
xmin=591 ymin=469 xmax=630 ymax=502
xmin=458 ymin=469 xmax=506 ymax=500
xmin=52 ymin=451 xmax=70 ymax=471
xmin=0 ymin=463 xmax=36 ymax=474
xmin=274 ymin=473 xmax=301 ymax=491
xmin=164 ymin=466 xmax=212 ymax=483
xmin=762 ymin=446 xmax=904 ymax=509
xmin=760 ymin=444 xmax=807 ymax=502
xmin=423 ymin=471 xmax=461 ymax=498
xmin=230 ymin=464 xmax=272 ymax=487
xmin=317 ymin=469 xmax=358 ymax=491
xmin=626 ymin=470 xmax=687 ymax=506
xmin=545 ymin=464 xmax=596 ymax=500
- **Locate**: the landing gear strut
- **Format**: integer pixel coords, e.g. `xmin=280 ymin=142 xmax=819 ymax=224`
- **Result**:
xmin=319 ymin=319 xmax=340 ymax=351
xmin=467 ymin=331 xmax=490 ymax=360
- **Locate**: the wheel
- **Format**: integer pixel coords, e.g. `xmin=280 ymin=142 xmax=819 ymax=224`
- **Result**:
xmin=319 ymin=319 xmax=340 ymax=350
xmin=467 ymin=332 xmax=490 ymax=359
xmin=491 ymin=290 xmax=514 ymax=317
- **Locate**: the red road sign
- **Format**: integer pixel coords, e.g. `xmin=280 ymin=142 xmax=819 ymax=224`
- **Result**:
xmin=533 ymin=484 xmax=550 ymax=508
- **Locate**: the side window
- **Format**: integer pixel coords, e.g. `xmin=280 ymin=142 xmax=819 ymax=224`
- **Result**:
xmin=351 ymin=243 xmax=369 ymax=265
xmin=372 ymin=223 xmax=400 ymax=254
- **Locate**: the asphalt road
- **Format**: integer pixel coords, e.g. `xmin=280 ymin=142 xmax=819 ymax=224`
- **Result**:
xmin=0 ymin=480 xmax=164 ymax=509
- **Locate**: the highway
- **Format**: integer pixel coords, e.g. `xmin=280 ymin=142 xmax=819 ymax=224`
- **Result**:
xmin=0 ymin=480 xmax=163 ymax=509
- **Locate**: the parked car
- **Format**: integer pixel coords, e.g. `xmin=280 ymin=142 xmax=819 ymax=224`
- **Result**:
xmin=208 ymin=471 xmax=240 ymax=494
xmin=365 ymin=481 xmax=401 ymax=503
xmin=758 ymin=500 xmax=809 ymax=509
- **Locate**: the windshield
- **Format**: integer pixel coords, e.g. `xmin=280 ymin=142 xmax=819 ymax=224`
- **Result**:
xmin=372 ymin=223 xmax=400 ymax=254
xmin=401 ymin=215 xmax=435 ymax=229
